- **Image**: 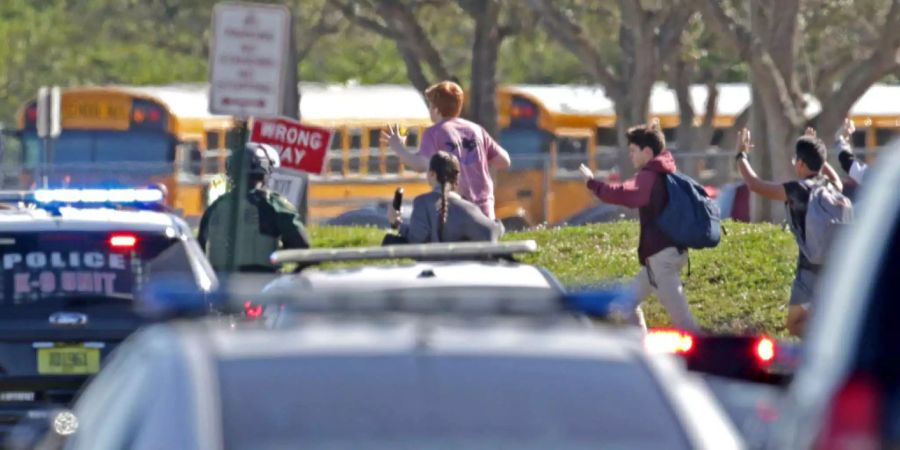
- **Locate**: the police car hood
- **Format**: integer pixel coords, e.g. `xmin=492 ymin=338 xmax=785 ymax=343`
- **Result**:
xmin=263 ymin=261 xmax=559 ymax=294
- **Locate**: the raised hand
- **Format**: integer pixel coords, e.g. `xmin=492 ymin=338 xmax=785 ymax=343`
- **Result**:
xmin=738 ymin=128 xmax=754 ymax=153
xmin=838 ymin=118 xmax=855 ymax=143
xmin=380 ymin=124 xmax=407 ymax=149
xmin=578 ymin=163 xmax=595 ymax=181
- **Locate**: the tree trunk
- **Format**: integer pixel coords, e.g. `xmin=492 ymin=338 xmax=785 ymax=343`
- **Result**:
xmin=468 ymin=0 xmax=503 ymax=137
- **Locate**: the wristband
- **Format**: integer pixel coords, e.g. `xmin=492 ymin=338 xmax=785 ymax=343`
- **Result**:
xmin=735 ymin=151 xmax=748 ymax=162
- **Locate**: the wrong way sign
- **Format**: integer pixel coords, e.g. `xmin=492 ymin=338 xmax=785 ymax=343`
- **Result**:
xmin=209 ymin=2 xmax=291 ymax=117
xmin=249 ymin=116 xmax=333 ymax=175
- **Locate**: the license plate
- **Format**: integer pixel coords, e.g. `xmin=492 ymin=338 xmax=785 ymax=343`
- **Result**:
xmin=37 ymin=346 xmax=100 ymax=375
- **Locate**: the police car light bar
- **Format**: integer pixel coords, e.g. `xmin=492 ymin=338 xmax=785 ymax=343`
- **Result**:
xmin=0 ymin=188 xmax=164 ymax=205
xmin=270 ymin=240 xmax=538 ymax=265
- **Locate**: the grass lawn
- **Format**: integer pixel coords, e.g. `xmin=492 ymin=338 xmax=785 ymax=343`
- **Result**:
xmin=309 ymin=220 xmax=798 ymax=336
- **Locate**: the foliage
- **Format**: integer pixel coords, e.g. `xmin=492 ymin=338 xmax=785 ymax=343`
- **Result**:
xmin=309 ymin=221 xmax=798 ymax=336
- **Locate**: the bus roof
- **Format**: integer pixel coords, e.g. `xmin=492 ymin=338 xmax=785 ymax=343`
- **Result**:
xmin=31 ymin=81 xmax=900 ymax=126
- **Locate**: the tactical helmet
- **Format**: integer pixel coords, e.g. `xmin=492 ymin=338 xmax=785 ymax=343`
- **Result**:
xmin=228 ymin=143 xmax=281 ymax=177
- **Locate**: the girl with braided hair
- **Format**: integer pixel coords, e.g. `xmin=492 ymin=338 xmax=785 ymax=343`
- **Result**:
xmin=388 ymin=151 xmax=503 ymax=243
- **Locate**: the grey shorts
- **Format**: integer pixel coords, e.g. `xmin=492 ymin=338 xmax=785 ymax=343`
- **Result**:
xmin=789 ymin=268 xmax=819 ymax=306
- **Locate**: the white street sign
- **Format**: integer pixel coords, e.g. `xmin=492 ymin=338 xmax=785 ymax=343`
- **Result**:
xmin=36 ymin=86 xmax=61 ymax=139
xmin=267 ymin=169 xmax=306 ymax=206
xmin=209 ymin=2 xmax=291 ymax=118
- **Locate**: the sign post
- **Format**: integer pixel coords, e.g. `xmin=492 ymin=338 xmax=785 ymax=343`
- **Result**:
xmin=36 ymin=86 xmax=61 ymax=188
xmin=209 ymin=1 xmax=292 ymax=273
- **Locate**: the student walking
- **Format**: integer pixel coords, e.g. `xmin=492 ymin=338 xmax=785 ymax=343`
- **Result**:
xmin=382 ymin=80 xmax=511 ymax=219
xmin=734 ymin=128 xmax=851 ymax=336
xmin=580 ymin=122 xmax=700 ymax=332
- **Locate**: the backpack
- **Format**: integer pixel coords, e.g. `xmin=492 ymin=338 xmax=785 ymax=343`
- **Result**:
xmin=788 ymin=179 xmax=853 ymax=265
xmin=656 ymin=172 xmax=722 ymax=249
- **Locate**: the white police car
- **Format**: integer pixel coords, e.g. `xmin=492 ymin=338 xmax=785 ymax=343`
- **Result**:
xmin=57 ymin=282 xmax=744 ymax=450
xmin=0 ymin=188 xmax=217 ymax=432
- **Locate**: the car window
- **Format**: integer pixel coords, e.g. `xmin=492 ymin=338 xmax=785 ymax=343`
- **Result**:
xmin=0 ymin=231 xmax=189 ymax=307
xmin=218 ymin=355 xmax=690 ymax=450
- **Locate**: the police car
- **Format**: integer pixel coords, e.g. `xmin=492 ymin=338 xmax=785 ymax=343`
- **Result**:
xmin=0 ymin=188 xmax=217 ymax=431
xmin=246 ymin=241 xmax=564 ymax=322
xmin=56 ymin=274 xmax=744 ymax=449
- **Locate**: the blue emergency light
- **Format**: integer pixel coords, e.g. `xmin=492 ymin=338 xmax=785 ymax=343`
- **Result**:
xmin=0 ymin=188 xmax=164 ymax=206
xmin=33 ymin=188 xmax=164 ymax=204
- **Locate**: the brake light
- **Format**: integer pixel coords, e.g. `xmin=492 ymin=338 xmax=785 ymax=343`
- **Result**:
xmin=109 ymin=234 xmax=137 ymax=249
xmin=244 ymin=301 xmax=263 ymax=319
xmin=814 ymin=373 xmax=881 ymax=450
xmin=645 ymin=329 xmax=694 ymax=355
xmin=26 ymin=106 xmax=37 ymax=122
xmin=755 ymin=337 xmax=776 ymax=364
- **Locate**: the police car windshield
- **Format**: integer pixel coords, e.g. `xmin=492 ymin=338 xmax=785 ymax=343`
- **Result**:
xmin=219 ymin=355 xmax=690 ymax=450
xmin=0 ymin=231 xmax=179 ymax=306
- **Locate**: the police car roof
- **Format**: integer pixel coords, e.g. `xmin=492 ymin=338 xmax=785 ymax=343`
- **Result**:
xmin=0 ymin=207 xmax=185 ymax=234
xmin=262 ymin=260 xmax=561 ymax=295
xmin=180 ymin=315 xmax=643 ymax=362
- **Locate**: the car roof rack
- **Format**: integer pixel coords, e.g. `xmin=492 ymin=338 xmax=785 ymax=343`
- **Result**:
xmin=270 ymin=240 xmax=538 ymax=266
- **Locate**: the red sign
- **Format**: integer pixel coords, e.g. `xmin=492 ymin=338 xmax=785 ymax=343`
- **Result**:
xmin=249 ymin=117 xmax=334 ymax=175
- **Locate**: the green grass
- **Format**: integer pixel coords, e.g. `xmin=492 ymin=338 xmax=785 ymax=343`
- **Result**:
xmin=308 ymin=221 xmax=798 ymax=336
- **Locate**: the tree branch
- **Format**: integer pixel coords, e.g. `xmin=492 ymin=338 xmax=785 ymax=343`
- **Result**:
xmin=527 ymin=0 xmax=622 ymax=96
xmin=333 ymin=0 xmax=397 ymax=38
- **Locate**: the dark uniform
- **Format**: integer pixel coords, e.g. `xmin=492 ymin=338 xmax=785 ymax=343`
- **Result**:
xmin=197 ymin=144 xmax=310 ymax=273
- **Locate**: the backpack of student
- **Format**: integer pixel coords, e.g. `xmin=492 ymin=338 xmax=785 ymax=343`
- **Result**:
xmin=790 ymin=179 xmax=853 ymax=265
xmin=656 ymin=172 xmax=722 ymax=249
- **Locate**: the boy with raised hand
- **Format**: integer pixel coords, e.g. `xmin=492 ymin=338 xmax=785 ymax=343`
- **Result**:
xmin=734 ymin=128 xmax=844 ymax=336
xmin=579 ymin=121 xmax=699 ymax=332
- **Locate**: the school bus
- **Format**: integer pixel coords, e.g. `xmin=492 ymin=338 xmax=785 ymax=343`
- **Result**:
xmin=15 ymin=85 xmax=236 ymax=219
xmin=493 ymin=82 xmax=900 ymax=227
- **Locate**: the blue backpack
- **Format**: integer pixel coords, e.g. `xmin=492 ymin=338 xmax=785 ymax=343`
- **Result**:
xmin=656 ymin=172 xmax=721 ymax=249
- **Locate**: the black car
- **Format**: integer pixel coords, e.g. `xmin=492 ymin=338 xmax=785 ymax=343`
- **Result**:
xmin=0 ymin=190 xmax=217 ymax=432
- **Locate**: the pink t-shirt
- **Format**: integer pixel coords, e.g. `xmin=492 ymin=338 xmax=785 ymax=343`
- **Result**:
xmin=418 ymin=118 xmax=503 ymax=219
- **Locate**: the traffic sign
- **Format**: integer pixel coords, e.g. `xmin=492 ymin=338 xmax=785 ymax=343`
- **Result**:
xmin=36 ymin=86 xmax=61 ymax=139
xmin=249 ymin=116 xmax=333 ymax=175
xmin=208 ymin=2 xmax=291 ymax=118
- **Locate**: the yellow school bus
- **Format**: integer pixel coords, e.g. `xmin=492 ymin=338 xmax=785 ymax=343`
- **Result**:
xmin=15 ymin=85 xmax=235 ymax=220
xmin=494 ymin=83 xmax=900 ymax=227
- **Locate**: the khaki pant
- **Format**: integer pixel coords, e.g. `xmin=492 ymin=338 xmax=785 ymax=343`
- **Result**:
xmin=625 ymin=247 xmax=699 ymax=332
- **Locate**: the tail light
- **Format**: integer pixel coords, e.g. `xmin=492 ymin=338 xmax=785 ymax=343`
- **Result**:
xmin=755 ymin=337 xmax=776 ymax=365
xmin=109 ymin=234 xmax=138 ymax=249
xmin=814 ymin=373 xmax=881 ymax=450
xmin=645 ymin=329 xmax=694 ymax=355
xmin=244 ymin=301 xmax=263 ymax=319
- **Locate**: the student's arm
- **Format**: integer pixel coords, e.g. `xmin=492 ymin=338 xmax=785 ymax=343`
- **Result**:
xmin=484 ymin=131 xmax=511 ymax=170
xmin=820 ymin=162 xmax=843 ymax=192
xmin=382 ymin=124 xmax=429 ymax=172
xmin=736 ymin=157 xmax=787 ymax=202
xmin=465 ymin=203 xmax=504 ymax=241
xmin=273 ymin=197 xmax=311 ymax=249
xmin=585 ymin=171 xmax=655 ymax=208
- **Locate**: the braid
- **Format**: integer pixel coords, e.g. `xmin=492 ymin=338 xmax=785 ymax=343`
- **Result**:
xmin=428 ymin=151 xmax=460 ymax=243
xmin=439 ymin=181 xmax=450 ymax=242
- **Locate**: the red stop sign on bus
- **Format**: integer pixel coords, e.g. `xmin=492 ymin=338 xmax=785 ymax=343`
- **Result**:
xmin=249 ymin=117 xmax=334 ymax=175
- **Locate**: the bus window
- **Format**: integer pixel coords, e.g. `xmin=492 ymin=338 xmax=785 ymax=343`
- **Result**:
xmin=407 ymin=130 xmax=419 ymax=147
xmin=662 ymin=128 xmax=676 ymax=147
xmin=556 ymin=136 xmax=588 ymax=171
xmin=596 ymin=127 xmax=617 ymax=147
xmin=206 ymin=131 xmax=221 ymax=150
xmin=852 ymin=129 xmax=867 ymax=149
xmin=876 ymin=128 xmax=899 ymax=146
xmin=92 ymin=131 xmax=174 ymax=164
xmin=348 ymin=130 xmax=362 ymax=173
xmin=368 ymin=129 xmax=383 ymax=175
xmin=499 ymin=128 xmax=551 ymax=170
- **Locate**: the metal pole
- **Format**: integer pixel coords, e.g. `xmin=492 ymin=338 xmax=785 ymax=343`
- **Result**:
xmin=224 ymin=120 xmax=249 ymax=273
xmin=41 ymin=137 xmax=49 ymax=188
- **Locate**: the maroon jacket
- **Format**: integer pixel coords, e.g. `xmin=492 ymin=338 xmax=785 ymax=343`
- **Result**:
xmin=586 ymin=151 xmax=679 ymax=265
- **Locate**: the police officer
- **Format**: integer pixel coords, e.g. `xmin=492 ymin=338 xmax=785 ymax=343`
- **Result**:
xmin=198 ymin=143 xmax=310 ymax=273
